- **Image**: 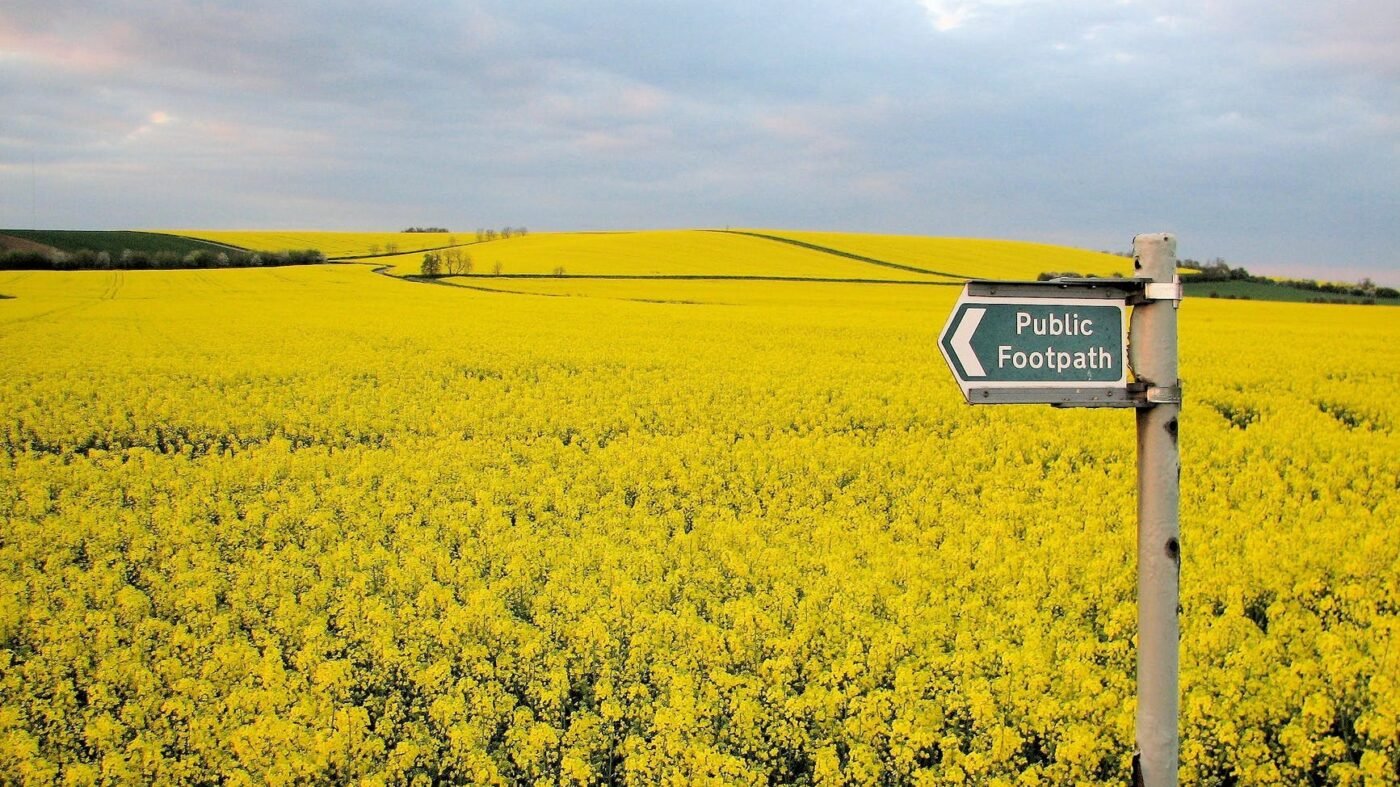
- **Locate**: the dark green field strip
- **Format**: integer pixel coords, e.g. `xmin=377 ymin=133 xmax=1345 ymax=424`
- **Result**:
xmin=1183 ymin=279 xmax=1400 ymax=306
xmin=1 ymin=230 xmax=245 ymax=255
xmin=710 ymin=229 xmax=974 ymax=279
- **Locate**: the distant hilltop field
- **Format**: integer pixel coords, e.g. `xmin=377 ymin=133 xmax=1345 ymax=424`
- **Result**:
xmin=0 ymin=227 xmax=1131 ymax=280
xmin=1 ymin=228 xmax=1393 ymax=304
xmin=171 ymin=228 xmax=1131 ymax=282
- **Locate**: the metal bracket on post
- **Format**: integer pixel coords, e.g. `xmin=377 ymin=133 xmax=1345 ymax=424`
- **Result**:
xmin=1128 ymin=281 xmax=1183 ymax=307
xmin=1125 ymin=382 xmax=1183 ymax=408
xmin=1146 ymin=384 xmax=1182 ymax=405
xmin=1143 ymin=282 xmax=1183 ymax=303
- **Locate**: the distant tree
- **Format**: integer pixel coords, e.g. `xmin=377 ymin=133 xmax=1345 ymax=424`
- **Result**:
xmin=421 ymin=252 xmax=442 ymax=276
xmin=493 ymin=261 xmax=503 ymax=275
xmin=0 ymin=250 xmax=54 ymax=270
xmin=182 ymin=250 xmax=214 ymax=268
xmin=368 ymin=244 xmax=381 ymax=256
xmin=552 ymin=265 xmax=566 ymax=277
xmin=441 ymin=248 xmax=474 ymax=275
xmin=281 ymin=250 xmax=325 ymax=265
xmin=385 ymin=242 xmax=399 ymax=255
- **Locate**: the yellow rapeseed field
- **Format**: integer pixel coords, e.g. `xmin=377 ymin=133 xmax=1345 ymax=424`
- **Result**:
xmin=167 ymin=230 xmax=464 ymax=259
xmin=391 ymin=230 xmax=954 ymax=280
xmin=0 ymin=235 xmax=1396 ymax=785
xmin=169 ymin=229 xmax=1126 ymax=281
xmin=749 ymin=231 xmax=1125 ymax=281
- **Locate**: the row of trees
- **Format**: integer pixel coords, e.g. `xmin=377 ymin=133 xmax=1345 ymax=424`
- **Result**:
xmin=419 ymin=251 xmax=556 ymax=277
xmin=403 ymin=226 xmax=530 ymax=236
xmin=0 ymin=248 xmax=326 ymax=271
xmin=1179 ymin=257 xmax=1254 ymax=282
xmin=1181 ymin=258 xmax=1398 ymax=298
xmin=477 ymin=227 xmax=527 ymax=241
xmin=1276 ymin=276 xmax=1396 ymax=299
xmin=1044 ymin=257 xmax=1396 ymax=300
xmin=368 ymin=227 xmax=528 ymax=258
xmin=420 ymin=248 xmax=474 ymax=276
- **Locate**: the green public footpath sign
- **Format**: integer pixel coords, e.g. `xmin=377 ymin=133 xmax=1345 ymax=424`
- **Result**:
xmin=938 ymin=288 xmax=1129 ymax=405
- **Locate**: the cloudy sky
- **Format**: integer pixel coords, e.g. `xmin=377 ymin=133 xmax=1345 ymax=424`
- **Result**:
xmin=2 ymin=0 xmax=1396 ymax=280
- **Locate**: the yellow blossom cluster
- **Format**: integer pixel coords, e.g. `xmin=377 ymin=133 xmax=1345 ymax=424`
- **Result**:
xmin=0 ymin=250 xmax=1396 ymax=784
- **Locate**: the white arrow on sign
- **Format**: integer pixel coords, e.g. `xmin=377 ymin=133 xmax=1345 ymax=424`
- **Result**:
xmin=951 ymin=306 xmax=986 ymax=377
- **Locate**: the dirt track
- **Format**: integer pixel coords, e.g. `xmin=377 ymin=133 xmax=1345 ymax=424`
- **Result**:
xmin=0 ymin=234 xmax=58 ymax=255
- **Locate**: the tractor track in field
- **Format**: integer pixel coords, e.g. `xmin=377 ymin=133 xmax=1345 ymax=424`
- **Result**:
xmin=100 ymin=270 xmax=125 ymax=300
xmin=708 ymin=229 xmax=974 ymax=280
xmin=0 ymin=300 xmax=95 ymax=339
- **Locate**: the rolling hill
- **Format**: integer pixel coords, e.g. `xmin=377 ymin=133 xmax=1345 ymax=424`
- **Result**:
xmin=168 ymin=229 xmax=1128 ymax=282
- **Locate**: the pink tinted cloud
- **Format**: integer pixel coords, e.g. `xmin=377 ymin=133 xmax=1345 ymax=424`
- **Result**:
xmin=0 ymin=17 xmax=135 ymax=74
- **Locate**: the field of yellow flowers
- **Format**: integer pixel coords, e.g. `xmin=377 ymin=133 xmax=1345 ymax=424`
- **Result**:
xmin=171 ymin=228 xmax=1125 ymax=281
xmin=1 ymin=235 xmax=1397 ymax=784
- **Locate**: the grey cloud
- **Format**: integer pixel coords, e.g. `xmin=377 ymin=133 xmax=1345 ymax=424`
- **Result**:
xmin=1 ymin=0 xmax=1395 ymax=280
